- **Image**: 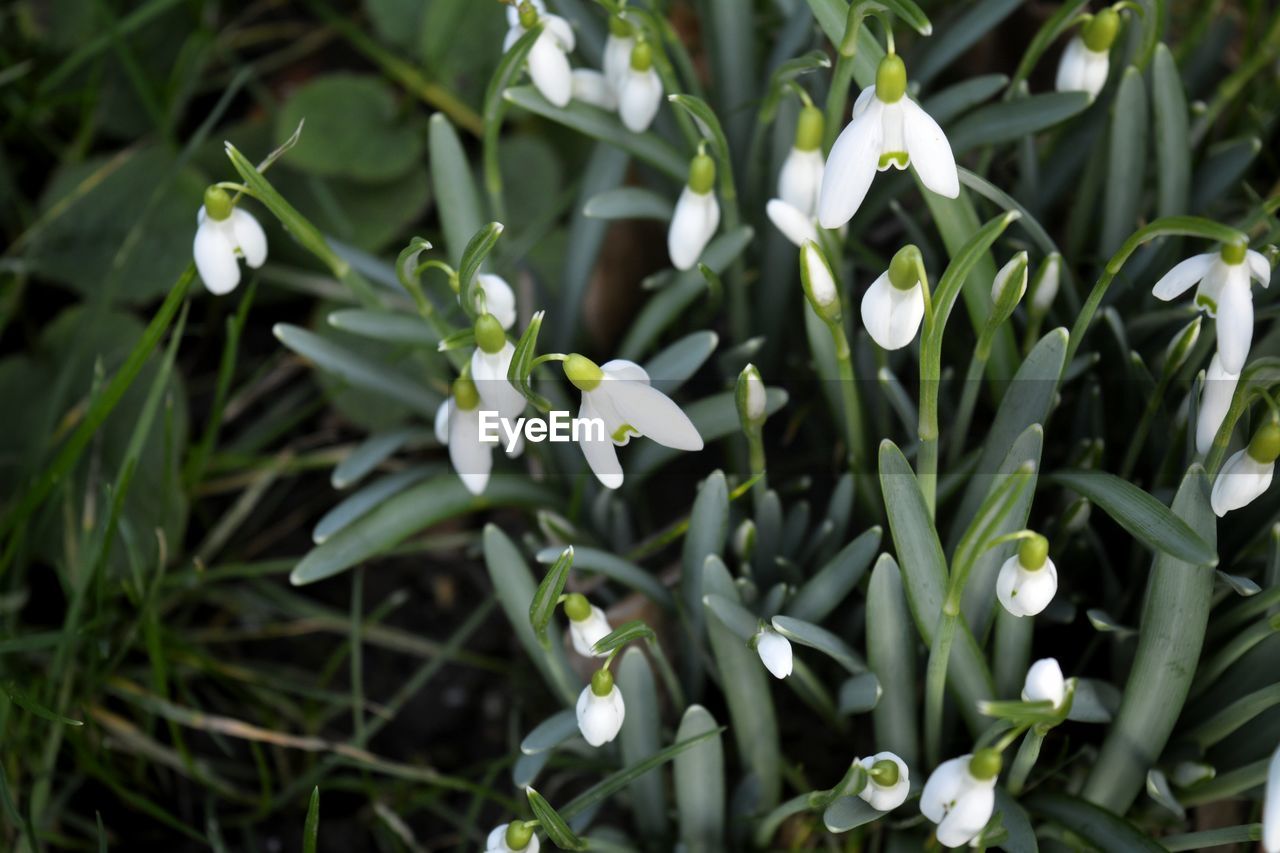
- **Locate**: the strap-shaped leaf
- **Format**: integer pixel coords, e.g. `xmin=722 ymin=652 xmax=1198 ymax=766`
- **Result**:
xmin=771 ymin=615 xmax=866 ymax=674
xmin=456 ymin=222 xmax=503 ymax=323
xmin=529 ymin=546 xmax=574 ymax=649
xmin=526 ymin=788 xmax=586 ymax=851
xmin=593 ymin=620 xmax=656 ymax=656
xmin=1026 ymin=792 xmax=1166 ymax=852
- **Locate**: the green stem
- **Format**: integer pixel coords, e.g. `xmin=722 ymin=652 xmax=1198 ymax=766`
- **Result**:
xmin=646 ymin=636 xmax=687 ymax=713
xmin=823 ymin=57 xmax=857 ymax=153
xmin=924 ymin=604 xmax=959 ymax=767
xmin=1006 ymin=727 xmax=1044 ymax=795
xmin=917 ymin=438 xmax=938 ymax=517
xmin=948 ymin=353 xmax=988 ymax=467
xmin=1119 ymin=374 xmax=1170 ymax=479
xmin=831 ymin=323 xmax=868 ymax=479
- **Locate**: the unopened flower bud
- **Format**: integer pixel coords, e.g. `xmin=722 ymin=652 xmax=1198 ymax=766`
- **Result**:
xmin=737 ymin=363 xmax=767 ymax=427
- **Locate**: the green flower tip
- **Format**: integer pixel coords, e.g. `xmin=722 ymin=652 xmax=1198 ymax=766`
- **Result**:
xmin=969 ymin=748 xmax=1002 ymax=781
xmin=608 ymin=14 xmax=632 ymax=37
xmin=688 ymin=152 xmax=716 ymax=195
xmin=1220 ymin=241 xmax=1247 ymax=265
xmin=870 ymin=759 xmax=900 ymax=787
xmin=1082 ymin=8 xmax=1120 ymax=52
xmin=474 ymin=313 xmax=506 ymax=354
xmin=505 ymin=821 xmax=534 ymax=850
xmin=591 ymin=667 xmax=614 ymax=696
xmin=1018 ymin=533 xmax=1049 ymax=571
xmin=204 ymin=186 xmax=233 ymax=221
xmin=518 ymin=0 xmax=538 ymax=29
xmin=875 ymin=53 xmax=908 ymax=103
xmin=1248 ymin=421 xmax=1280 ymax=464
xmin=453 ymin=377 xmax=480 ymax=411
xmin=795 ymin=105 xmax=825 ymax=152
xmin=888 ymin=245 xmax=923 ymax=291
xmin=630 ymin=39 xmax=653 ymax=72
xmin=564 ymin=592 xmax=591 ymax=622
xmin=564 ymin=353 xmax=603 ymax=392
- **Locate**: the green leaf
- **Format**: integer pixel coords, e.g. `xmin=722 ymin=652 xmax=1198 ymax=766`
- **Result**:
xmin=428 ymin=114 xmax=486 ymax=265
xmin=327 ymin=309 xmax=440 ymax=347
xmin=1008 ymin=0 xmax=1091 ymax=91
xmin=456 ymin=221 xmax=504 ymax=322
xmin=583 ymin=187 xmax=673 ymax=221
xmin=3 ymin=682 xmax=84 ymax=726
xmin=1101 ymin=67 xmax=1149 ymax=256
xmin=534 ymin=546 xmax=672 ymax=607
xmin=645 ymin=331 xmax=719 ymax=395
xmin=303 ymin=787 xmax=320 ymax=853
xmin=948 ymin=91 xmax=1091 ymax=152
xmin=758 ymin=51 xmax=832 ymax=124
xmin=771 ymin=616 xmax=866 ymax=674
xmin=509 ymin=310 xmax=552 ymax=410
xmin=682 ymin=471 xmax=729 ymax=687
xmin=1048 ymin=470 xmax=1216 ymax=566
xmin=530 ymin=546 xmax=575 ymax=649
xmin=520 ymin=710 xmax=579 ymax=755
xmin=1026 ymin=792 xmax=1167 ymax=852
xmin=616 ymin=648 xmax=667 ymax=838
xmin=908 ymin=0 xmax=1021 ymax=84
xmin=866 ymin=556 xmax=919 ymax=767
xmin=703 ymin=595 xmax=758 ymax=641
xmin=922 ymin=73 xmax=1008 ymax=125
xmin=994 ymin=789 xmax=1038 ymax=853
xmin=1151 ymin=44 xmax=1190 ymax=217
xmin=504 ymin=86 xmax=686 ymax=180
xmin=592 ymin=620 xmax=656 ymax=655
xmin=290 ymin=476 xmax=555 ymax=585
xmin=527 ymin=788 xmax=586 ymax=851
xmin=312 ymin=466 xmax=438 ymax=543
xmin=674 ymin=705 xmax=725 ymax=850
xmin=823 ymin=796 xmax=882 ymax=833
xmin=837 ymin=672 xmax=882 ymax=715
xmin=784 ymin=527 xmax=881 ymax=623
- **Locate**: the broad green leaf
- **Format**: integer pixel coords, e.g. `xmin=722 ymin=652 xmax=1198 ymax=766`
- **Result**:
xmin=681 ymin=470 xmax=728 ymax=692
xmin=771 ymin=615 xmax=866 ymax=674
xmin=922 ymin=73 xmax=1008 ymax=125
xmin=583 ymin=187 xmax=673 ymax=221
xmin=527 ymin=788 xmax=586 ymax=851
xmin=1101 ymin=67 xmax=1149 ymax=256
xmin=1151 ymin=44 xmax=1190 ymax=217
xmin=617 ymin=648 xmax=667 ymax=838
xmin=645 ymin=331 xmax=719 ymax=395
xmin=535 ymin=546 xmax=671 ymax=607
xmin=428 ymin=114 xmax=486 ymax=265
xmin=1192 ymin=136 xmax=1262 ymax=211
xmin=823 ymin=796 xmax=882 ymax=833
xmin=867 ymin=556 xmax=919 ymax=767
xmin=1026 ymin=792 xmax=1166 ymax=852
xmin=290 ymin=476 xmax=555 ymax=585
xmin=994 ymin=789 xmax=1038 ymax=853
xmin=785 ymin=527 xmax=881 ymax=623
xmin=331 ymin=428 xmax=426 ymax=489
xmin=312 ymin=466 xmax=438 ymax=544
xmin=530 ymin=546 xmax=575 ymax=649
xmin=327 ymin=309 xmax=440 ymax=347
xmin=1048 ymin=470 xmax=1216 ymax=566
xmin=703 ymin=595 xmax=758 ymax=641
xmin=521 ymin=710 xmax=579 ymax=755
xmin=674 ymin=705 xmax=724 ymax=851
xmin=949 ymin=91 xmax=1091 ymax=153
xmin=837 ymin=672 xmax=882 ymax=715
xmin=908 ymin=0 xmax=1021 ymax=84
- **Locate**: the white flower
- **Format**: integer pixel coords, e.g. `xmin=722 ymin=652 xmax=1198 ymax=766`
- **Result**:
xmin=471 ymin=315 xmax=527 ymax=423
xmin=1055 ymin=36 xmax=1110 ymax=99
xmin=779 ymin=146 xmax=825 ymax=218
xmin=862 ymin=248 xmax=927 ymax=351
xmin=1263 ymin=744 xmax=1280 ymax=853
xmin=1210 ymin=422 xmax=1279 ymax=516
xmin=920 ymin=753 xmax=998 ymax=848
xmin=858 ymin=752 xmax=911 ymax=811
xmin=570 ymin=69 xmax=617 ymax=111
xmin=1021 ymin=658 xmax=1066 ymax=709
xmin=468 ymin=273 xmax=517 ymax=330
xmin=1151 ymin=244 xmax=1270 ymax=374
xmin=602 ymin=22 xmax=634 ymax=93
xmin=766 ymin=198 xmax=819 ymax=248
xmin=564 ymin=355 xmax=703 ymax=490
xmin=767 ymin=106 xmax=825 ymax=246
xmin=486 ymin=823 xmax=540 ymax=853
xmin=991 ymin=253 xmax=1028 ymax=307
xmin=1030 ymin=254 xmax=1061 ymax=315
xmin=741 ymin=365 xmax=767 ymax=422
xmin=1196 ymin=353 xmax=1240 ymax=455
xmin=818 ymin=54 xmax=958 ymax=230
xmin=577 ymin=671 xmax=625 ymax=747
xmin=566 ymin=595 xmax=613 ymax=658
xmin=617 ymin=41 xmax=662 ymax=132
xmin=668 ymin=152 xmax=720 ymax=270
xmin=996 ymin=534 xmax=1057 ymax=617
xmin=755 ymin=629 xmax=793 ymax=679
xmin=504 ymin=3 xmax=575 ymax=109
xmin=800 ymin=241 xmax=839 ymax=316
xmin=193 ymin=190 xmax=267 ymax=295
xmin=435 ymin=381 xmax=495 ymax=496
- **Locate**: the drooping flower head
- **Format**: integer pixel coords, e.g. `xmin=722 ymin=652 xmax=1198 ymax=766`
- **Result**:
xmin=602 ymin=13 xmax=635 ymax=93
xmin=1055 ymin=7 xmax=1120 ymax=99
xmin=1021 ymin=657 xmax=1066 ymax=710
xmin=858 ymin=752 xmax=911 ymax=811
xmin=193 ymin=186 xmax=267 ymax=295
xmin=471 ymin=313 xmax=527 ymax=422
xmin=668 ymin=150 xmax=720 ymax=270
xmin=570 ymin=69 xmax=617 ymax=111
xmin=862 ymin=244 xmax=927 ymax=351
xmin=1152 ymin=241 xmax=1271 ymax=374
xmin=1196 ymin=353 xmax=1240 ymax=456
xmin=818 ymin=53 xmax=959 ymax=230
xmin=920 ymin=750 xmax=1000 ymax=848
xmin=435 ymin=376 xmax=494 ymax=496
xmin=470 ymin=273 xmax=518 ymax=330
xmin=563 ymin=354 xmax=703 ymax=489
xmin=576 ymin=667 xmax=625 ymax=746
xmin=503 ymin=0 xmax=575 ymax=108
xmin=753 ymin=627 xmax=793 ymax=679
xmin=618 ymin=38 xmax=663 ymax=132
xmin=487 ymin=821 xmax=539 ymax=852
xmin=564 ymin=592 xmax=613 ymax=658
xmin=1211 ymin=420 xmax=1279 ymax=517
xmin=996 ymin=532 xmax=1058 ymax=617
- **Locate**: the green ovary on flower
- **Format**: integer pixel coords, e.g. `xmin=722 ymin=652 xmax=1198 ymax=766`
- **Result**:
xmin=875 ymin=53 xmax=907 ymax=103
xmin=505 ymin=821 xmax=534 ymax=850
xmin=564 ymin=592 xmax=591 ymax=622
xmin=564 ymin=354 xmax=603 ymax=391
xmin=870 ymin=759 xmax=900 ymax=787
xmin=474 ymin=313 xmax=506 ymax=354
xmin=1221 ymin=241 xmax=1247 ymax=265
xmin=204 ymin=186 xmax=233 ymax=221
xmin=969 ymin=748 xmax=1003 ymax=781
xmin=688 ymin=152 xmax=716 ymax=195
xmin=452 ymin=377 xmax=480 ymax=411
xmin=591 ymin=667 xmax=614 ymax=697
xmin=1248 ymin=421 xmax=1280 ymax=464
xmin=629 ymin=39 xmax=652 ymax=72
xmin=518 ymin=0 xmax=538 ymax=29
xmin=888 ymin=245 xmax=923 ymax=291
xmin=1082 ymin=8 xmax=1120 ymax=52
xmin=795 ymin=105 xmax=824 ymax=152
xmin=1019 ymin=533 xmax=1049 ymax=570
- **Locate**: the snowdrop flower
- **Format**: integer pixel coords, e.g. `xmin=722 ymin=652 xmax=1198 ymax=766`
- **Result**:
xmin=471 ymin=313 xmax=526 ymax=422
xmin=668 ymin=151 xmax=720 ymax=270
xmin=504 ymin=1 xmax=574 ymax=109
xmin=570 ymin=69 xmax=617 ymax=111
xmin=193 ymin=187 xmax=267 ymax=295
xmin=1029 ymin=253 xmax=1062 ymax=316
xmin=602 ymin=14 xmax=634 ymax=93
xmin=818 ymin=53 xmax=958 ymax=229
xmin=736 ymin=363 xmax=767 ymax=427
xmin=435 ymin=377 xmax=498 ymax=495
xmin=618 ymin=39 xmax=662 ymax=132
xmin=766 ymin=105 xmax=825 ymax=247
xmin=799 ymin=240 xmax=841 ymax=321
xmin=1196 ymin=353 xmax=1240 ymax=455
xmin=996 ymin=533 xmax=1057 ymax=617
xmin=564 ymin=593 xmax=612 ymax=658
xmin=991 ymin=252 xmax=1028 ymax=308
xmin=862 ymin=245 xmax=927 ymax=351
xmin=563 ymin=354 xmax=703 ymax=489
xmin=1055 ymin=8 xmax=1119 ymax=100
xmin=858 ymin=752 xmax=911 ymax=811
xmin=1152 ymin=241 xmax=1271 ymax=374
xmin=487 ymin=822 xmax=539 ymax=852
xmin=577 ymin=668 xmax=625 ymax=746
xmin=1263 ymin=744 xmax=1280 ymax=853
xmin=467 ymin=273 xmax=517 ymax=330
xmin=1211 ymin=420 xmax=1279 ymax=516
xmin=921 ymin=750 xmax=1000 ymax=848
xmin=753 ymin=628 xmax=793 ymax=679
xmin=1021 ymin=658 xmax=1066 ymax=710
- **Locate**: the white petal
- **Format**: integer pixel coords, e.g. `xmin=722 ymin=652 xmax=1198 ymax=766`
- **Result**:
xmin=668 ymin=187 xmax=719 ymax=271
xmin=1215 ymin=269 xmax=1254 ymax=374
xmin=528 ymin=34 xmax=572 ymax=108
xmin=618 ymin=67 xmax=662 ymax=132
xmin=766 ymin=199 xmax=818 ymax=248
xmin=569 ymin=606 xmax=613 ymax=657
xmin=476 ymin=274 xmax=518 ymax=329
xmin=1032 ymin=255 xmax=1062 ymax=313
xmin=472 ymin=344 xmax=526 ymax=420
xmin=603 ymin=34 xmax=634 ymax=91
xmin=996 ymin=555 xmax=1030 ymax=617
xmin=991 ymin=255 xmax=1028 ymax=305
xmin=1055 ymin=37 xmax=1088 ymax=94
xmin=920 ymin=756 xmax=971 ymax=823
xmin=1212 ymin=449 xmax=1274 ymax=516
xmin=193 ymin=219 xmax=241 ymax=295
xmin=817 ymin=99 xmax=884 ymax=229
xmin=802 ymin=242 xmax=838 ymax=309
xmin=576 ymin=685 xmax=625 ymax=746
xmin=578 ymin=396 xmax=624 ymax=489
xmin=1248 ymin=250 xmax=1272 ymax=288
xmin=852 ymin=84 xmax=876 ymax=117
xmin=1152 ymin=253 xmax=1215 ymax=301
xmin=604 ymin=381 xmax=704 ymax=450
xmin=1080 ymin=48 xmax=1110 ymax=98
xmin=571 ymin=68 xmax=618 ymax=111
xmin=778 ymin=147 xmax=825 ymax=218
xmin=1196 ymin=353 xmax=1240 ymax=455
xmin=857 ymin=752 xmax=910 ymax=811
xmin=1264 ymin=744 xmax=1280 ymax=853
xmin=902 ymin=98 xmax=959 ymax=199
xmin=542 ymin=15 xmax=575 ymax=51
xmin=600 ymin=359 xmax=650 ymax=384
xmin=502 ymin=27 xmax=522 ymax=53
xmin=862 ymin=273 xmax=924 ymax=351
xmin=936 ymin=786 xmax=995 ymax=848
xmin=486 ymin=823 xmax=509 ymax=852
xmin=1013 ymin=559 xmax=1058 ymax=616
xmin=756 ymin=631 xmax=793 ymax=679
xmin=1022 ymin=658 xmax=1066 ymax=708
xmin=435 ymin=400 xmax=451 ymax=445
xmin=228 ymin=208 xmax=268 ymax=268
xmin=448 ymin=407 xmax=492 ymax=495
